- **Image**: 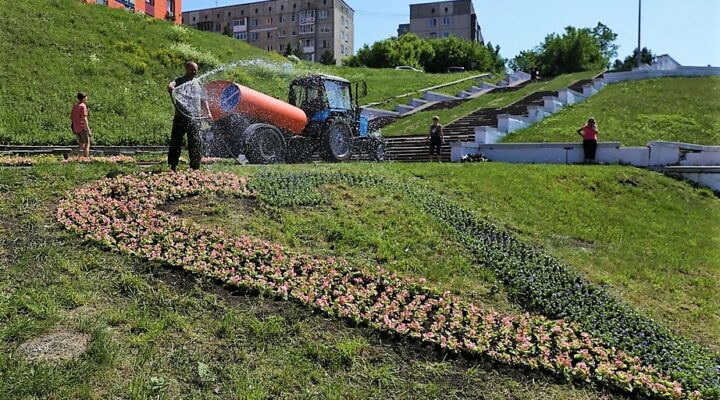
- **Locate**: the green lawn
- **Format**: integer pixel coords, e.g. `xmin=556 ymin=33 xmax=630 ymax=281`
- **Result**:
xmin=502 ymin=77 xmax=720 ymax=145
xmin=381 ymin=70 xmax=603 ymax=137
xmin=1 ymin=162 xmax=633 ymax=399
xmin=0 ymin=0 xmax=477 ymax=147
xmin=1 ymin=160 xmax=717 ymax=398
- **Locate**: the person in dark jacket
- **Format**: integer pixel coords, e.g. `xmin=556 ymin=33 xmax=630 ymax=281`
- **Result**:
xmin=166 ymin=61 xmax=212 ymax=171
xmin=427 ymin=116 xmax=445 ymax=162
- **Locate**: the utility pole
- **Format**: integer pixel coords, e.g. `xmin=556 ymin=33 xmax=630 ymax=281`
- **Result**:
xmin=637 ymin=0 xmax=642 ymax=67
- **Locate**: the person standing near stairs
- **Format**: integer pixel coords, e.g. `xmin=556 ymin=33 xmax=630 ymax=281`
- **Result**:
xmin=577 ymin=117 xmax=599 ymax=163
xmin=427 ymin=116 xmax=445 ymax=162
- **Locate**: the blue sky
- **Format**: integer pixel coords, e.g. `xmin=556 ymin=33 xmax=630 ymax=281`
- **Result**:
xmin=183 ymin=0 xmax=720 ymax=66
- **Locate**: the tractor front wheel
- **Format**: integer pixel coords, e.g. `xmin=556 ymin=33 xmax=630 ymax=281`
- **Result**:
xmin=243 ymin=124 xmax=286 ymax=164
xmin=323 ymin=121 xmax=353 ymax=162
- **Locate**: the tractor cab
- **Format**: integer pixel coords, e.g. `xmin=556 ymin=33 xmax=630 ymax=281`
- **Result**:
xmin=288 ymin=74 xmax=365 ymax=123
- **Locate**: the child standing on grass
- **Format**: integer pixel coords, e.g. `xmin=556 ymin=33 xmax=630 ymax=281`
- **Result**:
xmin=71 ymin=92 xmax=92 ymax=158
xmin=577 ymin=117 xmax=599 ymax=163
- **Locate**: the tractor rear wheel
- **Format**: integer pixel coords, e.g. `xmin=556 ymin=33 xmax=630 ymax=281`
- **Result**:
xmin=322 ymin=121 xmax=353 ymax=162
xmin=243 ymin=124 xmax=286 ymax=164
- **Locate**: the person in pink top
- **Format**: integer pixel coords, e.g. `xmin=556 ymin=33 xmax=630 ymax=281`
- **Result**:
xmin=577 ymin=117 xmax=599 ymax=163
xmin=71 ymin=92 xmax=92 ymax=158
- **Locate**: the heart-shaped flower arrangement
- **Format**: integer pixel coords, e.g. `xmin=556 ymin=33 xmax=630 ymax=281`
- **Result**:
xmin=56 ymin=171 xmax=698 ymax=399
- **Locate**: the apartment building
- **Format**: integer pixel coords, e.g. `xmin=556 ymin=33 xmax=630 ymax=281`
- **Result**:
xmin=83 ymin=0 xmax=182 ymax=24
xmin=399 ymin=0 xmax=482 ymax=42
xmin=182 ymin=0 xmax=354 ymax=65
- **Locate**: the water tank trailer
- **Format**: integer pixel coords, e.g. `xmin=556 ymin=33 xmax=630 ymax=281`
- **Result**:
xmin=204 ymin=74 xmax=382 ymax=164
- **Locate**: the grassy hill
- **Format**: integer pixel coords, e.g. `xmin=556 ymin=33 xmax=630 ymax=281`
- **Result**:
xmin=0 ymin=0 xmax=476 ymax=146
xmin=502 ymin=77 xmax=720 ymax=145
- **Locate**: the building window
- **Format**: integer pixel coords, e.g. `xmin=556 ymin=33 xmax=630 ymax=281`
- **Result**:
xmin=192 ymin=16 xmax=196 ymax=21
xmin=280 ymin=15 xmax=285 ymax=23
xmin=250 ymin=32 xmax=259 ymax=41
xmin=267 ymin=31 xmax=273 ymax=39
xmin=443 ymin=17 xmax=450 ymax=26
xmin=443 ymin=31 xmax=450 ymax=38
xmin=233 ymin=19 xmax=245 ymax=27
xmin=429 ymin=18 xmax=437 ymax=27
xmin=299 ymin=10 xmax=315 ymax=25
xmin=279 ymin=29 xmax=286 ymax=38
xmin=340 ymin=44 xmax=346 ymax=55
xmin=280 ymin=44 xmax=285 ymax=52
xmin=291 ymin=13 xmax=296 ymax=22
xmin=304 ymin=39 xmax=313 ymax=47
xmin=292 ymin=30 xmax=298 ymax=36
xmin=146 ymin=0 xmax=154 ymax=5
xmin=445 ymin=7 xmax=448 ymax=12
xmin=251 ymin=19 xmax=259 ymax=26
xmin=429 ymin=32 xmax=437 ymax=38
xmin=299 ymin=24 xmax=315 ymax=34
xmin=234 ymin=32 xmax=247 ymax=40
xmin=320 ymin=25 xmax=330 ymax=33
xmin=167 ymin=0 xmax=174 ymax=13
xmin=318 ymin=10 xmax=328 ymax=19
xmin=267 ymin=45 xmax=273 ymax=51
xmin=215 ymin=23 xmax=221 ymax=31
xmin=266 ymin=17 xmax=273 ymax=25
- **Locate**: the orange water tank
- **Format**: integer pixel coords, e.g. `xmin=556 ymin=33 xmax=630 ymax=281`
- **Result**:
xmin=205 ymin=80 xmax=308 ymax=135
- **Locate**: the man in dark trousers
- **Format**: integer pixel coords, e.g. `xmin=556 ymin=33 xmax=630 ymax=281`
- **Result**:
xmin=167 ymin=61 xmax=212 ymax=171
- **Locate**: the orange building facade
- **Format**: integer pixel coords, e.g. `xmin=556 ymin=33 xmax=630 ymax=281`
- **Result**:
xmin=83 ymin=0 xmax=182 ymax=24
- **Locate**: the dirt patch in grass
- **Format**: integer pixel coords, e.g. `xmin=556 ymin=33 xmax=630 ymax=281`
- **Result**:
xmin=19 ymin=329 xmax=91 ymax=362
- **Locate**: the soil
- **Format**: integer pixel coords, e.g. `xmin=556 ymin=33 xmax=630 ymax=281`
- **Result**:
xmin=19 ymin=329 xmax=91 ymax=363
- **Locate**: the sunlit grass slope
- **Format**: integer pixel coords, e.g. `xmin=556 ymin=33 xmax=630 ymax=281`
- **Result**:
xmin=503 ymin=77 xmax=720 ymax=145
xmin=0 ymin=0 xmax=476 ymax=146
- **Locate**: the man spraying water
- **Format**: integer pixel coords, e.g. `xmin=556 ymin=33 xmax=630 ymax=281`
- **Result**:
xmin=167 ymin=61 xmax=213 ymax=171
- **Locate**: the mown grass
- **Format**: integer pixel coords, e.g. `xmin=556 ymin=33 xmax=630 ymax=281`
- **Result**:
xmin=0 ymin=162 xmax=633 ymax=399
xmin=381 ymin=70 xmax=603 ymax=137
xmin=0 ymin=0 xmax=477 ymax=147
xmin=502 ymin=77 xmax=720 ymax=145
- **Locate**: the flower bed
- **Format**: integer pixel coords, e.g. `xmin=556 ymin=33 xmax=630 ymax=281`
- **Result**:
xmin=56 ymin=171 xmax=702 ymax=399
xmin=0 ymin=155 xmax=35 ymax=166
xmin=62 ymin=155 xmax=137 ymax=164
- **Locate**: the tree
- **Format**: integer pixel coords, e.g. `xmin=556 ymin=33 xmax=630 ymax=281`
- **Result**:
xmin=343 ymin=33 xmax=504 ymax=73
xmin=612 ymin=47 xmax=656 ymax=71
xmin=222 ymin=23 xmax=233 ymax=38
xmin=512 ymin=23 xmax=615 ymax=77
xmin=319 ymin=50 xmax=336 ymax=65
xmin=591 ymin=22 xmax=619 ymax=64
xmin=509 ymin=49 xmax=540 ymax=72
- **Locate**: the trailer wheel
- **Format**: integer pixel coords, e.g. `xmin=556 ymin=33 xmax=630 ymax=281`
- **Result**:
xmin=323 ymin=121 xmax=353 ymax=162
xmin=243 ymin=124 xmax=286 ymax=164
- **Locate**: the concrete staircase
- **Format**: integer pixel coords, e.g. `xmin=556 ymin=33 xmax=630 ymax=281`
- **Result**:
xmin=383 ymin=85 xmax=562 ymax=162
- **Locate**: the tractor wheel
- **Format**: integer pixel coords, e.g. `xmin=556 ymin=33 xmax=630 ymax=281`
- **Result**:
xmin=243 ymin=124 xmax=286 ymax=164
xmin=322 ymin=121 xmax=353 ymax=162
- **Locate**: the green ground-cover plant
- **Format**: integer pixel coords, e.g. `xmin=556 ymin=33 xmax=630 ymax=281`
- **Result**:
xmin=0 ymin=0 xmax=476 ymax=147
xmin=503 ymin=77 xmax=720 ymax=145
xmin=1 ymin=163 xmax=632 ymax=399
xmin=381 ymin=70 xmax=603 ymax=136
